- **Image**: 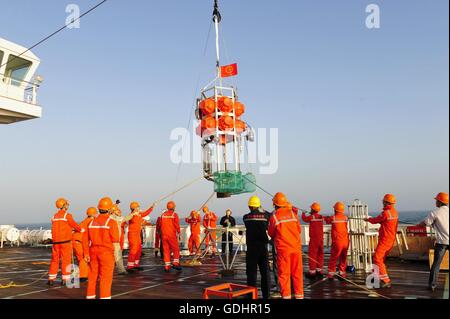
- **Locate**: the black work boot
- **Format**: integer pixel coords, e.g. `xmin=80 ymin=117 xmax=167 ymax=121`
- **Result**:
xmin=46 ymin=280 xmax=54 ymax=286
xmin=172 ymin=265 xmax=182 ymax=272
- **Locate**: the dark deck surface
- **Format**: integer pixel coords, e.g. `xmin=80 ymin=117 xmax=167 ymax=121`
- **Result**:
xmin=0 ymin=247 xmax=448 ymax=299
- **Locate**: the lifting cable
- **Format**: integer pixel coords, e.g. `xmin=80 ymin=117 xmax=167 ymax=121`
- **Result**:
xmin=0 ymin=0 xmax=109 ymax=70
xmin=302 ymin=253 xmax=391 ymax=300
xmin=153 ymin=175 xmax=204 ymax=206
xmin=172 ymin=19 xmax=214 ymax=197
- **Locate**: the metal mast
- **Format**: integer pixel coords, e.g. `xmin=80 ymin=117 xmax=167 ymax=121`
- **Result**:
xmin=213 ymin=0 xmax=222 ymax=79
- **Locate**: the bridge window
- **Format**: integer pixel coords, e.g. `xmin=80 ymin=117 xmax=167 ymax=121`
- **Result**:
xmin=0 ymin=50 xmax=4 ymax=66
xmin=5 ymin=55 xmax=32 ymax=86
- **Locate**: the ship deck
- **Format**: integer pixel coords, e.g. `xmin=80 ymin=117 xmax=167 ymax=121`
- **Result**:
xmin=0 ymin=247 xmax=448 ymax=300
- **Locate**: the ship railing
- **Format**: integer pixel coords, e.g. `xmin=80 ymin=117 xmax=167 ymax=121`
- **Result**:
xmin=1 ymin=75 xmax=40 ymax=105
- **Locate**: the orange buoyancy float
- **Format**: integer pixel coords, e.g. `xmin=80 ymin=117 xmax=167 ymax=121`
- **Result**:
xmin=218 ymin=115 xmax=235 ymax=131
xmin=218 ymin=97 xmax=234 ymax=113
xmin=234 ymin=101 xmax=245 ymax=117
xmin=200 ymin=98 xmax=216 ymax=115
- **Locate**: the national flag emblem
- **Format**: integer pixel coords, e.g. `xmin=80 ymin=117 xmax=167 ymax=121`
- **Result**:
xmin=220 ymin=63 xmax=238 ymax=78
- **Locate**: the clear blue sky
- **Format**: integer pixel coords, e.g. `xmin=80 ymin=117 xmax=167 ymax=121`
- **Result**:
xmin=1 ymin=0 xmax=448 ymax=224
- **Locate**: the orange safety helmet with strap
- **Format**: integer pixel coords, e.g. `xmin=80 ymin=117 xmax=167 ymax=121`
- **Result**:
xmin=435 ymin=192 xmax=449 ymax=205
xmin=273 ymin=192 xmax=288 ymax=208
xmin=130 ymin=202 xmax=140 ymax=211
xmin=383 ymin=194 xmax=397 ymax=205
xmin=98 ymin=197 xmax=113 ymax=212
xmin=56 ymin=198 xmax=68 ymax=209
xmin=167 ymin=201 xmax=176 ymax=210
xmin=333 ymin=202 xmax=345 ymax=214
xmin=87 ymin=207 xmax=97 ymax=217
xmin=311 ymin=202 xmax=321 ymax=213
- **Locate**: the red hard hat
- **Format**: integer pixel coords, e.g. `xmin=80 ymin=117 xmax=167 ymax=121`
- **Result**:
xmin=435 ymin=192 xmax=449 ymax=205
xmin=273 ymin=192 xmax=288 ymax=208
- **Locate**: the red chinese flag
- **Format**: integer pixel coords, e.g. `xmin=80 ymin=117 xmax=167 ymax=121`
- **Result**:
xmin=220 ymin=63 xmax=238 ymax=78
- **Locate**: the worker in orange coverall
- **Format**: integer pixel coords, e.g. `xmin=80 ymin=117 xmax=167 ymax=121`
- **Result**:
xmin=186 ymin=210 xmax=201 ymax=256
xmin=202 ymin=206 xmax=218 ymax=255
xmin=48 ymin=198 xmax=84 ymax=286
xmin=301 ymin=202 xmax=325 ymax=278
xmin=324 ymin=202 xmax=349 ymax=280
xmin=72 ymin=207 xmax=97 ymax=282
xmin=268 ymin=192 xmax=304 ymax=299
xmin=83 ymin=197 xmax=119 ymax=299
xmin=364 ymin=194 xmax=398 ymax=288
xmin=126 ymin=201 xmax=154 ymax=272
xmin=161 ymin=201 xmax=182 ymax=272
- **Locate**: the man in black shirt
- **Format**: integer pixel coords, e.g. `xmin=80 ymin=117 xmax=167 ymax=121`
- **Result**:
xmin=220 ymin=209 xmax=236 ymax=255
xmin=243 ymin=196 xmax=271 ymax=299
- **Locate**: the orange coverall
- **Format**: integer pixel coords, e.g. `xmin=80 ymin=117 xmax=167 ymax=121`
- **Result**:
xmin=268 ymin=207 xmax=304 ymax=299
xmin=126 ymin=207 xmax=153 ymax=270
xmin=367 ymin=206 xmax=398 ymax=283
xmin=203 ymin=211 xmax=218 ymax=253
xmin=72 ymin=216 xmax=93 ymax=279
xmin=49 ymin=210 xmax=82 ymax=282
xmin=324 ymin=213 xmax=349 ymax=278
xmin=83 ymin=214 xmax=119 ymax=299
xmin=161 ymin=209 xmax=181 ymax=269
xmin=301 ymin=212 xmax=324 ymax=275
xmin=186 ymin=214 xmax=201 ymax=255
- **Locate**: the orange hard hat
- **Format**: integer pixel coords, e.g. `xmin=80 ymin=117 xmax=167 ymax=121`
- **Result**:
xmin=311 ymin=202 xmax=321 ymax=213
xmin=98 ymin=197 xmax=113 ymax=212
xmin=333 ymin=202 xmax=345 ymax=214
xmin=273 ymin=192 xmax=288 ymax=207
xmin=86 ymin=207 xmax=97 ymax=217
xmin=130 ymin=202 xmax=140 ymax=210
xmin=383 ymin=194 xmax=396 ymax=205
xmin=55 ymin=198 xmax=68 ymax=209
xmin=167 ymin=201 xmax=176 ymax=210
xmin=202 ymin=206 xmax=209 ymax=213
xmin=435 ymin=192 xmax=449 ymax=205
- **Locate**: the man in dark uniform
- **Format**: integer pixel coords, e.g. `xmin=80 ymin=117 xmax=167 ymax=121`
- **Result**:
xmin=220 ymin=209 xmax=236 ymax=255
xmin=243 ymin=196 xmax=271 ymax=299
